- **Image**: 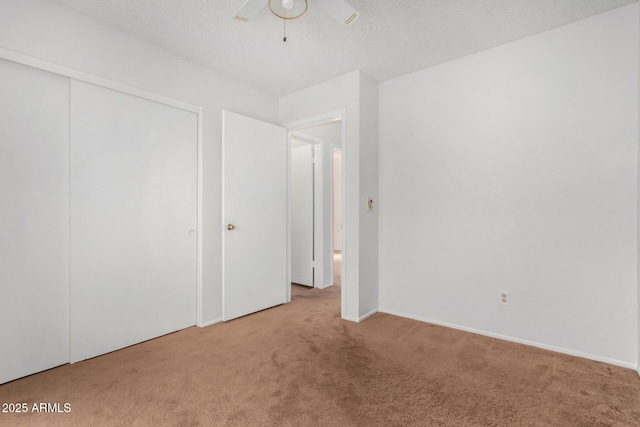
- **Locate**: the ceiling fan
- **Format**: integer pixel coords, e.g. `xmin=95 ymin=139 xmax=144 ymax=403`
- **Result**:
xmin=233 ymin=0 xmax=360 ymax=27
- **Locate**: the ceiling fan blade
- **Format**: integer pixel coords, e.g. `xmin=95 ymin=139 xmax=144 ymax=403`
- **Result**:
xmin=233 ymin=0 xmax=268 ymax=21
xmin=315 ymin=0 xmax=360 ymax=27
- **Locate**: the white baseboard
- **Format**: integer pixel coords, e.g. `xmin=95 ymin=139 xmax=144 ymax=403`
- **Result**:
xmin=341 ymin=309 xmax=378 ymax=323
xmin=378 ymin=308 xmax=636 ymax=370
xmin=359 ymin=309 xmax=378 ymax=322
xmin=198 ymin=317 xmax=222 ymax=328
xmin=314 ymin=282 xmax=334 ymax=290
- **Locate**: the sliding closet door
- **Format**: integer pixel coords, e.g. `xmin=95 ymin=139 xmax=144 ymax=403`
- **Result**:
xmin=70 ymin=81 xmax=197 ymax=363
xmin=0 ymin=60 xmax=70 ymax=384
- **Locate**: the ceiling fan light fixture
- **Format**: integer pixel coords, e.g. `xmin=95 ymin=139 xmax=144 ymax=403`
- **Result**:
xmin=234 ymin=0 xmax=360 ymax=27
xmin=269 ymin=0 xmax=307 ymax=20
xmin=281 ymin=0 xmax=295 ymax=10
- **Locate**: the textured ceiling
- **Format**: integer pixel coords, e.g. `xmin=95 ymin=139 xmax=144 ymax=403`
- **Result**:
xmin=52 ymin=0 xmax=637 ymax=97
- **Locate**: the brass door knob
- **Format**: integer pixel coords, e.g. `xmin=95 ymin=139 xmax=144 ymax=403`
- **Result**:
xmin=227 ymin=224 xmax=236 ymax=231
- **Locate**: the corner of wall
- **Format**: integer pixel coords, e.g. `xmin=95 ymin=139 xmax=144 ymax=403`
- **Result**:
xmin=358 ymin=70 xmax=380 ymax=318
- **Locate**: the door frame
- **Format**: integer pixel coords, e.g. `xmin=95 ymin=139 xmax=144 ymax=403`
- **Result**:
xmin=0 ymin=47 xmax=205 ymax=327
xmin=288 ymin=132 xmax=325 ymax=291
xmin=283 ymin=110 xmax=346 ymax=318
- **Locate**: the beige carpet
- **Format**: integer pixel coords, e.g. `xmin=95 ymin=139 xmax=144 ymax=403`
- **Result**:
xmin=1 ymin=267 xmax=639 ymax=426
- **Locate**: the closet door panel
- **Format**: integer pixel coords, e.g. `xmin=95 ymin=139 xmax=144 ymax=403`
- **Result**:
xmin=70 ymin=81 xmax=197 ymax=363
xmin=0 ymin=59 xmax=70 ymax=384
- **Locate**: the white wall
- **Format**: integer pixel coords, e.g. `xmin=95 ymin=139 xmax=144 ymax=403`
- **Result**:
xmin=301 ymin=122 xmax=343 ymax=146
xmin=379 ymin=4 xmax=638 ymax=367
xmin=0 ymin=0 xmax=278 ymax=324
xmin=358 ymin=73 xmax=379 ymax=318
xmin=280 ymin=71 xmax=379 ymax=321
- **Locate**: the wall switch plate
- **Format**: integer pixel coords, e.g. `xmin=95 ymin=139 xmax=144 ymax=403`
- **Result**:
xmin=499 ymin=290 xmax=510 ymax=306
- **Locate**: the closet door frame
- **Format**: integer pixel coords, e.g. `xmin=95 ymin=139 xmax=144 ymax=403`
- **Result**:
xmin=0 ymin=46 xmax=205 ymax=328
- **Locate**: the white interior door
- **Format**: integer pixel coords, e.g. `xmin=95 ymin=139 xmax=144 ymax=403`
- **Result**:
xmin=70 ymin=80 xmax=197 ymax=363
xmin=222 ymin=111 xmax=287 ymax=321
xmin=333 ymin=148 xmax=342 ymax=252
xmin=0 ymin=59 xmax=70 ymax=384
xmin=291 ymin=142 xmax=314 ymax=286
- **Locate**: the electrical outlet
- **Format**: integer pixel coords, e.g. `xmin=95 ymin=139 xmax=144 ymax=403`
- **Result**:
xmin=499 ymin=290 xmax=510 ymax=306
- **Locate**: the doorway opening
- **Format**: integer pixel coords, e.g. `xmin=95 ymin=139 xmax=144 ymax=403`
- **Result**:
xmin=286 ymin=112 xmax=345 ymax=317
